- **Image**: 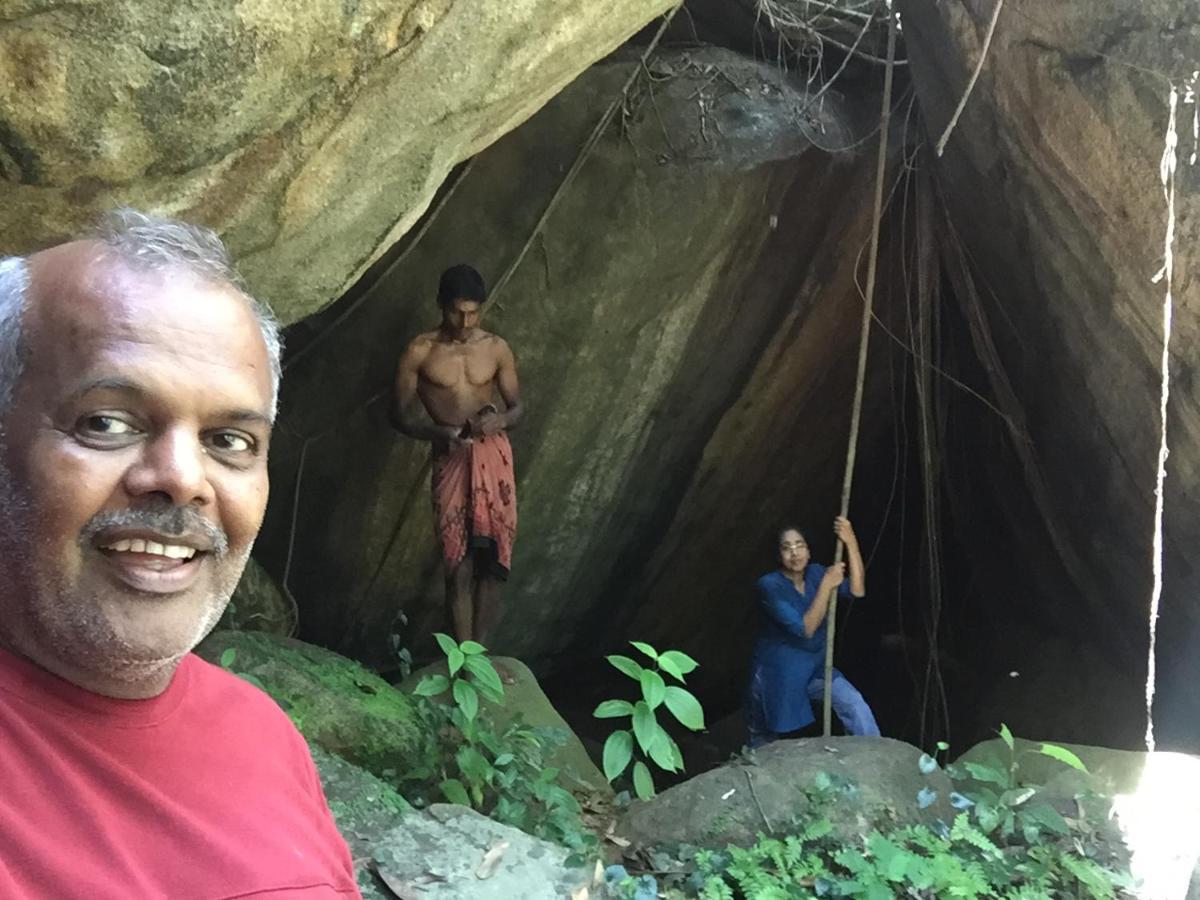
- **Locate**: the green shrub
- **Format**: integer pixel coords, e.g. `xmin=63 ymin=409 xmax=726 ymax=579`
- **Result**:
xmin=401 ymin=634 xmax=598 ymax=861
xmin=691 ymin=726 xmax=1136 ymax=899
xmin=594 ymin=641 xmax=706 ymax=800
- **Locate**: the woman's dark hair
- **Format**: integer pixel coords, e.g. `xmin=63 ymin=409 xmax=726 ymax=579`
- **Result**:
xmin=777 ymin=526 xmax=807 ymax=546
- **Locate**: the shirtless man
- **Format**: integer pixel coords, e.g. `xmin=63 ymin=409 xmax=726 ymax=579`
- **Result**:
xmin=392 ymin=264 xmax=524 ymax=656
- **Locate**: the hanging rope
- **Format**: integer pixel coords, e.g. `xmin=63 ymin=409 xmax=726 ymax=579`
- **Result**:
xmin=485 ymin=3 xmax=682 ymax=312
xmin=935 ymin=0 xmax=1003 ymax=157
xmin=823 ymin=3 xmax=899 ymax=736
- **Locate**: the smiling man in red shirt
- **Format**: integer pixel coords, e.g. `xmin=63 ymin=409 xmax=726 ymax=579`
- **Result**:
xmin=0 ymin=210 xmax=359 ymax=899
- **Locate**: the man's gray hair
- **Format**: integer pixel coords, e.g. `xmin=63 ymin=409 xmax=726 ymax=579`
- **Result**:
xmin=0 ymin=208 xmax=283 ymax=418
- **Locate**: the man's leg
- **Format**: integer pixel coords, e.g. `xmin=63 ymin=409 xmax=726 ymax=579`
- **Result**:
xmin=473 ymin=572 xmax=516 ymax=683
xmin=473 ymin=573 xmax=505 ymax=646
xmin=445 ymin=555 xmax=475 ymax=643
xmin=807 ymin=672 xmax=881 ymax=736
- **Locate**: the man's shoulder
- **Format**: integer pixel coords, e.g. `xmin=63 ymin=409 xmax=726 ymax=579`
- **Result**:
xmin=405 ymin=331 xmax=439 ymax=355
xmin=471 ymin=330 xmax=509 ymax=352
xmin=185 ymin=655 xmax=299 ymax=730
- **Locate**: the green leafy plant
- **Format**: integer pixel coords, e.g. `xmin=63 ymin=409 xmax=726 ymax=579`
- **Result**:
xmin=685 ymin=726 xmax=1136 ymax=899
xmin=404 ymin=634 xmax=598 ymax=860
xmin=594 ymin=641 xmax=706 ymax=800
xmin=947 ymin=724 xmax=1095 ymax=848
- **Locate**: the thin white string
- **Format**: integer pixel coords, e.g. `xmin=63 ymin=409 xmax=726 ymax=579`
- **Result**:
xmin=1146 ymin=84 xmax=1181 ymax=752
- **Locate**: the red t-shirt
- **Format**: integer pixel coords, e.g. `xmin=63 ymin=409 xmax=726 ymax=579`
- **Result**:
xmin=0 ymin=648 xmax=360 ymax=899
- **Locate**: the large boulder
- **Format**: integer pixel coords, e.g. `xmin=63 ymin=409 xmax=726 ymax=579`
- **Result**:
xmin=0 ymin=0 xmax=675 ymax=321
xmin=196 ymin=630 xmax=421 ymax=779
xmin=894 ymin=0 xmax=1200 ymax=748
xmin=621 ymin=737 xmax=954 ymax=849
xmin=308 ymin=745 xmax=413 ymax=900
xmin=255 ymin=45 xmax=901 ymax=708
xmin=370 ymin=804 xmax=604 ymax=900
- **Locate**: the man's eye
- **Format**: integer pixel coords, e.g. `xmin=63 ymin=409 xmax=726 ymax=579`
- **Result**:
xmin=208 ymin=432 xmax=255 ymax=454
xmin=79 ymin=415 xmax=136 ymax=436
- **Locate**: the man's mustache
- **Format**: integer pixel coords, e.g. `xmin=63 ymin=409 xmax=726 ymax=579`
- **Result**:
xmin=79 ymin=503 xmax=229 ymax=557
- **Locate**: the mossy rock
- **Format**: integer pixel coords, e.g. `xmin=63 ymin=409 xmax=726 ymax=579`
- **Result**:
xmin=308 ymin=744 xmax=411 ymax=900
xmin=197 ymin=630 xmax=420 ymax=780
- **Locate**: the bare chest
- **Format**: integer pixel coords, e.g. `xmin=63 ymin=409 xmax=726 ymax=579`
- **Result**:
xmin=420 ymin=343 xmax=497 ymax=389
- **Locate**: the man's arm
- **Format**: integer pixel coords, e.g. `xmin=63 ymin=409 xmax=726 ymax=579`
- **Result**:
xmin=475 ymin=339 xmax=524 ymax=435
xmin=391 ymin=340 xmax=457 ymax=443
xmin=835 ymin=517 xmax=866 ymax=597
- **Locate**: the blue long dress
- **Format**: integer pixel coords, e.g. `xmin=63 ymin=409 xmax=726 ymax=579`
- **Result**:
xmin=747 ymin=566 xmax=857 ymax=734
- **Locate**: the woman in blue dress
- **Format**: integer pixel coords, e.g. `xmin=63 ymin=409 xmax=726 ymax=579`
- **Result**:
xmin=746 ymin=517 xmax=880 ymax=746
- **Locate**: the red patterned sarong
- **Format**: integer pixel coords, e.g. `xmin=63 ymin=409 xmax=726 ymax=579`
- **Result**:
xmin=431 ymin=432 xmax=517 ymax=579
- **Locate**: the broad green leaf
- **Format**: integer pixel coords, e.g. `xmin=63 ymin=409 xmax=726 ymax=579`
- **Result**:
xmin=440 ymin=778 xmax=470 ymax=806
xmin=493 ymin=753 xmax=514 ymax=767
xmin=603 ymin=730 xmax=634 ymax=781
xmin=1038 ymin=742 xmax=1088 ymax=773
xmin=463 ymin=654 xmax=504 ymax=702
xmin=936 ymin=740 xmax=950 ymax=752
xmin=413 ymin=674 xmax=450 ymax=697
xmin=447 ymin=647 xmax=465 ymax=677
xmin=219 ymin=648 xmax=237 ymax=668
xmin=630 ymin=641 xmax=658 ymax=661
xmin=640 ymin=670 xmax=666 ymax=710
xmin=975 ymin=801 xmax=1001 ymax=834
xmin=593 ymin=699 xmax=635 ymax=719
xmin=647 ymin=730 xmax=682 ymax=773
xmin=998 ymin=722 xmax=1015 ymax=751
xmin=663 ymin=685 xmax=705 ymax=730
xmin=434 ymin=632 xmax=459 ymax=657
xmin=631 ymin=702 xmax=659 ymax=754
xmin=632 ymin=761 xmax=655 ymax=800
xmin=656 ymin=650 xmax=698 ymax=682
xmin=453 ymin=679 xmax=479 ymax=721
xmin=963 ymin=761 xmax=1009 ymax=787
xmin=606 ymin=654 xmax=644 ymax=681
xmin=460 ymin=640 xmax=486 ymax=655
xmin=656 ymin=656 xmax=685 ymax=682
xmin=1020 ymin=802 xmax=1069 ymax=835
xmin=667 ymin=734 xmax=684 ymax=771
xmin=456 ymin=745 xmax=492 ymax=783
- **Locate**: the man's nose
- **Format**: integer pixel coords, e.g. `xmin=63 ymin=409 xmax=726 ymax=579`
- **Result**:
xmin=122 ymin=428 xmax=214 ymax=507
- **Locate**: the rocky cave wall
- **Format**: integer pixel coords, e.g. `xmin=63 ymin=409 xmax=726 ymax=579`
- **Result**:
xmin=255 ymin=47 xmax=905 ymax=704
xmin=0 ymin=0 xmax=673 ymax=320
xmin=898 ymin=0 xmax=1200 ymax=749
